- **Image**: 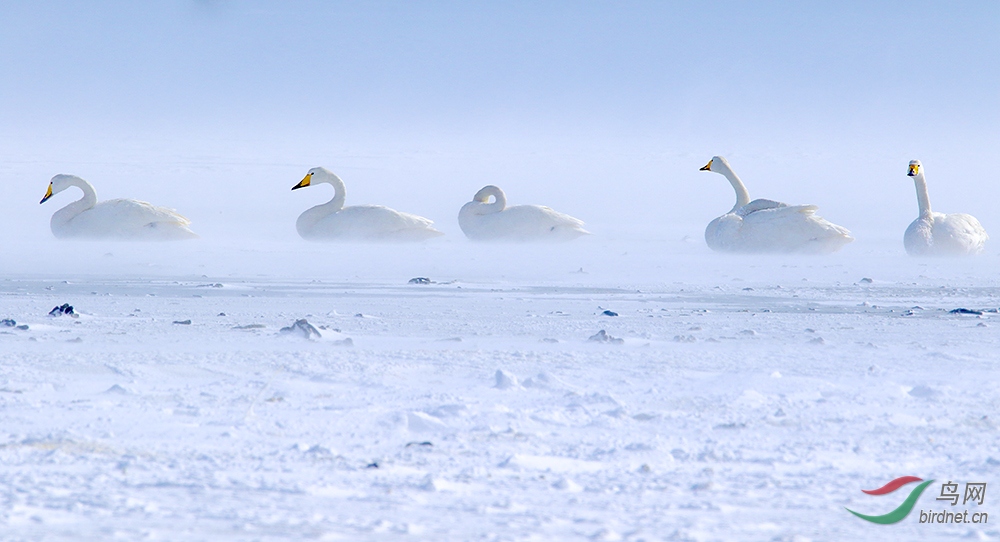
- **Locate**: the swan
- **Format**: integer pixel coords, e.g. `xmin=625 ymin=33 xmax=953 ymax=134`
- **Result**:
xmin=699 ymin=156 xmax=853 ymax=253
xmin=291 ymin=167 xmax=443 ymax=241
xmin=39 ymin=174 xmax=197 ymax=240
xmin=903 ymin=160 xmax=987 ymax=256
xmin=458 ymin=185 xmax=589 ymax=242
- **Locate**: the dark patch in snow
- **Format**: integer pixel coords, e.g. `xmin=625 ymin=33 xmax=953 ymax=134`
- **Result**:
xmin=280 ymin=319 xmax=322 ymax=340
xmin=408 ymin=277 xmax=432 ymax=284
xmin=950 ymin=308 xmax=984 ymax=315
xmin=908 ymin=385 xmax=940 ymax=399
xmin=48 ymin=304 xmax=77 ymax=318
xmin=713 ymin=422 xmax=747 ymax=430
xmin=405 ymin=441 xmax=433 ymax=448
xmin=589 ymin=330 xmax=624 ymax=344
xmin=103 ymin=384 xmax=131 ymax=395
xmin=173 ymin=320 xmax=192 ymax=325
xmin=1 ymin=319 xmax=15 ymax=327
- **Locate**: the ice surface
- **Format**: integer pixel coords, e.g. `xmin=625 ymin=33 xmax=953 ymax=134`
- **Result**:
xmin=2 ymin=235 xmax=999 ymax=541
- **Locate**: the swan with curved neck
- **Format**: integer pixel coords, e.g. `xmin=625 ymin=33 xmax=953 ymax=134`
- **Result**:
xmin=39 ymin=174 xmax=197 ymax=240
xmin=291 ymin=167 xmax=442 ymax=241
xmin=903 ymin=160 xmax=987 ymax=256
xmin=458 ymin=185 xmax=589 ymax=242
xmin=701 ymin=157 xmax=751 ymax=213
xmin=699 ymin=156 xmax=852 ymax=253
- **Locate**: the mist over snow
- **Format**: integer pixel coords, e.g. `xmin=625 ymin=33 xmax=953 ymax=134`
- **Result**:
xmin=1 ymin=2 xmax=1000 ymax=541
xmin=2 ymin=1 xmax=999 ymax=250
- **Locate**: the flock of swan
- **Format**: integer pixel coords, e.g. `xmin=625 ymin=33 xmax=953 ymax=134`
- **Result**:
xmin=38 ymin=157 xmax=988 ymax=256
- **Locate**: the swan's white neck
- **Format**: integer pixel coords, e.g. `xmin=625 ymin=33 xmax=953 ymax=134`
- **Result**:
xmin=51 ymin=177 xmax=98 ymax=232
xmin=911 ymin=171 xmax=932 ymax=217
xmin=715 ymin=162 xmax=751 ymax=213
xmin=472 ymin=185 xmax=507 ymax=214
xmin=296 ymin=171 xmax=347 ymax=235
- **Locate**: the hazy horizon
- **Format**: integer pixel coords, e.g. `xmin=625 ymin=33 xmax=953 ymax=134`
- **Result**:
xmin=3 ymin=1 xmax=998 ymax=250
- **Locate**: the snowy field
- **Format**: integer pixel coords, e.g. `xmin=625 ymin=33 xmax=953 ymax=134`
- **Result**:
xmin=2 ymin=238 xmax=999 ymax=541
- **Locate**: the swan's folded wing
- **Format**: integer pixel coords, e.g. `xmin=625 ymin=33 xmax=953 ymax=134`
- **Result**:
xmin=317 ymin=205 xmax=442 ymax=240
xmin=103 ymin=198 xmax=193 ymax=227
xmin=740 ymin=203 xmax=852 ymax=252
xmin=60 ymin=198 xmax=196 ymax=240
xmin=937 ymin=213 xmax=989 ymax=251
xmin=503 ymin=205 xmax=588 ymax=235
xmin=536 ymin=206 xmax=587 ymax=229
xmin=736 ymin=199 xmax=788 ymax=217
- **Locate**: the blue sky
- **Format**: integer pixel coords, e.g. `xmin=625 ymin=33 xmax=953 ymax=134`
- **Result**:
xmin=2 ymin=1 xmax=998 ymax=240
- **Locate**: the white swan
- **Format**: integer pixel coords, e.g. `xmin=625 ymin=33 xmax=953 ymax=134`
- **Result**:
xmin=291 ymin=167 xmax=443 ymax=241
xmin=39 ymin=174 xmax=197 ymax=240
xmin=699 ymin=156 xmax=853 ymax=253
xmin=903 ymin=160 xmax=987 ymax=256
xmin=458 ymin=185 xmax=589 ymax=242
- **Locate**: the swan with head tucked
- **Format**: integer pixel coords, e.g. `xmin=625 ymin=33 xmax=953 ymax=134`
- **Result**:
xmin=699 ymin=156 xmax=853 ymax=253
xmin=291 ymin=167 xmax=443 ymax=241
xmin=39 ymin=174 xmax=197 ymax=240
xmin=903 ymin=160 xmax=987 ymax=256
xmin=458 ymin=185 xmax=589 ymax=242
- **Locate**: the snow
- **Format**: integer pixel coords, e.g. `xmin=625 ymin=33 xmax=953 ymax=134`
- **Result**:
xmin=2 ymin=238 xmax=999 ymax=540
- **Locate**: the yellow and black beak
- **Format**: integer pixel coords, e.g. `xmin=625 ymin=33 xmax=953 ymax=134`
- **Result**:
xmin=699 ymin=159 xmax=713 ymax=172
xmin=907 ymin=164 xmax=919 ymax=177
xmin=291 ymin=172 xmax=312 ymax=190
xmin=40 ymin=183 xmax=53 ymax=204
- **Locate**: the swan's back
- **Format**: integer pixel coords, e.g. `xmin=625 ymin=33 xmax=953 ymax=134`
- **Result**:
xmin=905 ymin=212 xmax=987 ymax=256
xmin=55 ymin=198 xmax=197 ymax=240
xmin=707 ymin=202 xmax=852 ymax=254
xmin=459 ymin=203 xmax=588 ymax=242
xmin=299 ymin=204 xmax=443 ymax=241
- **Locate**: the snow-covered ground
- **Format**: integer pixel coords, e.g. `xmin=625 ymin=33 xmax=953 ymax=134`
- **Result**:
xmin=2 ymin=237 xmax=999 ymax=541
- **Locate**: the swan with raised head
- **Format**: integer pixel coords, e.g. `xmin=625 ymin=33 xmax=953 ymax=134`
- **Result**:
xmin=699 ymin=156 xmax=852 ymax=253
xmin=458 ymin=185 xmax=589 ymax=242
xmin=291 ymin=167 xmax=442 ymax=241
xmin=903 ymin=160 xmax=987 ymax=256
xmin=39 ymin=174 xmax=197 ymax=240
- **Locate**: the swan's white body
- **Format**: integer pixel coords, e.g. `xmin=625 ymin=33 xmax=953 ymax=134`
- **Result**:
xmin=458 ymin=185 xmax=589 ymax=242
xmin=39 ymin=174 xmax=197 ymax=240
xmin=700 ymin=156 xmax=852 ymax=254
xmin=292 ymin=167 xmax=442 ymax=242
xmin=903 ymin=160 xmax=987 ymax=256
